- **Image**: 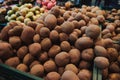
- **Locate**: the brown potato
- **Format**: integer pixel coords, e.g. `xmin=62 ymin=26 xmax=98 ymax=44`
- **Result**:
xmin=108 ymin=73 xmax=120 ymax=80
xmin=38 ymin=52 xmax=48 ymax=63
xmin=60 ymin=41 xmax=71 ymax=52
xmin=9 ymin=36 xmax=21 ymax=49
xmin=29 ymin=60 xmax=40 ymax=69
xmin=58 ymin=67 xmax=65 ymax=76
xmin=97 ymin=15 xmax=105 ymax=23
xmin=29 ymin=43 xmax=41 ymax=56
xmin=21 ymin=26 xmax=35 ymax=45
xmin=49 ymin=30 xmax=59 ymax=42
xmin=33 ymin=34 xmax=41 ymax=43
xmin=5 ymin=57 xmax=20 ymax=68
xmin=44 ymin=14 xmax=57 ymax=30
xmin=39 ymin=27 xmax=50 ymax=38
xmin=69 ymin=33 xmax=78 ymax=43
xmin=109 ymin=62 xmax=120 ymax=73
xmin=57 ymin=17 xmax=65 ymax=25
xmin=107 ymin=48 xmax=118 ymax=62
xmin=16 ymin=63 xmax=28 ymax=72
xmin=41 ymin=38 xmax=52 ymax=51
xmin=74 ymin=12 xmax=84 ymax=21
xmin=17 ymin=46 xmax=28 ymax=59
xmin=27 ymin=22 xmax=38 ymax=29
xmin=61 ymin=21 xmax=74 ymax=34
xmin=35 ymin=24 xmax=44 ymax=34
xmin=85 ymin=24 xmax=100 ymax=39
xmin=30 ymin=64 xmax=44 ymax=77
xmin=79 ymin=20 xmax=86 ymax=28
xmin=55 ymin=52 xmax=70 ymax=67
xmin=102 ymin=29 xmax=110 ymax=35
xmin=54 ymin=26 xmax=62 ymax=33
xmin=0 ymin=42 xmax=13 ymax=59
xmin=61 ymin=70 xmax=79 ymax=80
xmin=45 ymin=72 xmax=60 ymax=80
xmin=65 ymin=64 xmax=78 ymax=74
xmin=48 ymin=45 xmax=61 ymax=57
xmin=81 ymin=48 xmax=94 ymax=61
xmin=94 ymin=46 xmax=108 ymax=57
xmin=90 ymin=18 xmax=99 ymax=25
xmin=79 ymin=60 xmax=91 ymax=69
xmin=94 ymin=57 xmax=109 ymax=69
xmin=23 ymin=54 xmax=34 ymax=65
xmin=69 ymin=49 xmax=80 ymax=64
xmin=75 ymin=37 xmax=93 ymax=50
xmin=72 ymin=20 xmax=80 ymax=29
xmin=50 ymin=6 xmax=60 ymax=17
xmin=44 ymin=60 xmax=57 ymax=72
xmin=106 ymin=24 xmax=115 ymax=32
xmin=59 ymin=33 xmax=68 ymax=42
xmin=78 ymin=69 xmax=92 ymax=80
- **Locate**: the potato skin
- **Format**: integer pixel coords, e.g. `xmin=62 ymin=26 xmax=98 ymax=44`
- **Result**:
xmin=48 ymin=45 xmax=61 ymax=57
xmin=17 ymin=46 xmax=28 ymax=59
xmin=75 ymin=37 xmax=93 ymax=50
xmin=38 ymin=52 xmax=48 ymax=63
xmin=23 ymin=54 xmax=34 ymax=65
xmin=44 ymin=60 xmax=57 ymax=72
xmin=9 ymin=36 xmax=21 ymax=49
xmin=61 ymin=21 xmax=74 ymax=34
xmin=65 ymin=64 xmax=78 ymax=74
xmin=30 ymin=64 xmax=44 ymax=77
xmin=16 ymin=64 xmax=28 ymax=72
xmin=78 ymin=69 xmax=92 ymax=80
xmin=94 ymin=57 xmax=109 ymax=69
xmin=69 ymin=49 xmax=80 ymax=64
xmin=41 ymin=38 xmax=52 ymax=51
xmin=49 ymin=30 xmax=59 ymax=42
xmin=59 ymin=33 xmax=68 ymax=42
xmin=81 ymin=48 xmax=94 ymax=61
xmin=60 ymin=41 xmax=71 ymax=52
xmin=21 ymin=27 xmax=35 ymax=45
xmin=61 ymin=70 xmax=79 ymax=80
xmin=29 ymin=43 xmax=41 ymax=56
xmin=5 ymin=57 xmax=20 ymax=68
xmin=33 ymin=34 xmax=41 ymax=43
xmin=108 ymin=73 xmax=120 ymax=80
xmin=45 ymin=72 xmax=60 ymax=80
xmin=39 ymin=27 xmax=50 ymax=38
xmin=85 ymin=24 xmax=100 ymax=39
xmin=0 ymin=42 xmax=13 ymax=59
xmin=94 ymin=46 xmax=108 ymax=57
xmin=55 ymin=52 xmax=70 ymax=67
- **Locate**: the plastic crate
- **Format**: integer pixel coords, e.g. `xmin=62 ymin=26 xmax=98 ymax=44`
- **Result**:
xmin=0 ymin=64 xmax=43 ymax=80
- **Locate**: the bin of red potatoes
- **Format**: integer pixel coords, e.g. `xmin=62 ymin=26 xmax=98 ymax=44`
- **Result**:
xmin=0 ymin=5 xmax=120 ymax=80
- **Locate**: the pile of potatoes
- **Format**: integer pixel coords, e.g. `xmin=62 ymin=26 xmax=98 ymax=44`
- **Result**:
xmin=0 ymin=5 xmax=120 ymax=80
xmin=5 ymin=3 xmax=45 ymax=24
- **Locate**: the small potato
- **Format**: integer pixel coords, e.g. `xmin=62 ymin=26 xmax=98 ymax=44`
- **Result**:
xmin=109 ymin=62 xmax=120 ymax=73
xmin=39 ymin=27 xmax=50 ymax=38
xmin=44 ymin=60 xmax=57 ymax=72
xmin=17 ymin=46 xmax=28 ymax=59
xmin=69 ymin=49 xmax=80 ymax=64
xmin=90 ymin=18 xmax=99 ymax=25
xmin=29 ymin=60 xmax=40 ymax=69
xmin=106 ymin=24 xmax=115 ymax=32
xmin=74 ymin=12 xmax=84 ymax=21
xmin=41 ymin=38 xmax=52 ymax=51
xmin=48 ymin=45 xmax=61 ymax=57
xmin=49 ymin=30 xmax=59 ymax=42
xmin=72 ymin=20 xmax=80 ymax=29
xmin=55 ymin=52 xmax=70 ymax=67
xmin=79 ymin=20 xmax=86 ymax=28
xmin=0 ymin=42 xmax=13 ymax=59
xmin=78 ymin=69 xmax=92 ymax=80
xmin=65 ymin=64 xmax=78 ymax=74
xmin=103 ymin=38 xmax=114 ymax=48
xmin=81 ymin=26 xmax=87 ymax=34
xmin=85 ymin=24 xmax=100 ymax=39
xmin=79 ymin=60 xmax=91 ymax=69
xmin=103 ymin=33 xmax=112 ymax=39
xmin=38 ymin=52 xmax=48 ymax=63
xmin=94 ymin=57 xmax=109 ymax=69
xmin=27 ymin=22 xmax=38 ymax=29
xmin=58 ymin=67 xmax=65 ymax=76
xmin=94 ymin=46 xmax=108 ymax=57
xmin=54 ymin=26 xmax=62 ymax=33
xmin=45 ymin=72 xmax=60 ymax=80
xmin=29 ymin=43 xmax=41 ymax=56
xmin=57 ymin=17 xmax=64 ymax=25
xmin=5 ymin=57 xmax=20 ymax=68
xmin=59 ymin=33 xmax=68 ymax=42
xmin=30 ymin=64 xmax=44 ymax=77
xmin=16 ymin=64 xmax=28 ymax=72
xmin=108 ymin=73 xmax=120 ymax=80
xmin=61 ymin=21 xmax=74 ymax=34
xmin=102 ymin=29 xmax=110 ymax=35
xmin=9 ymin=36 xmax=21 ymax=49
xmin=61 ymin=70 xmax=79 ymax=80
xmin=75 ymin=37 xmax=93 ymax=50
xmin=23 ymin=54 xmax=34 ymax=65
xmin=35 ymin=24 xmax=44 ymax=34
xmin=81 ymin=48 xmax=94 ymax=61
xmin=21 ymin=27 xmax=35 ymax=45
xmin=33 ymin=34 xmax=41 ymax=43
xmin=97 ymin=15 xmax=105 ymax=23
xmin=69 ymin=33 xmax=78 ymax=43
xmin=107 ymin=48 xmax=118 ymax=62
xmin=60 ymin=41 xmax=71 ymax=52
